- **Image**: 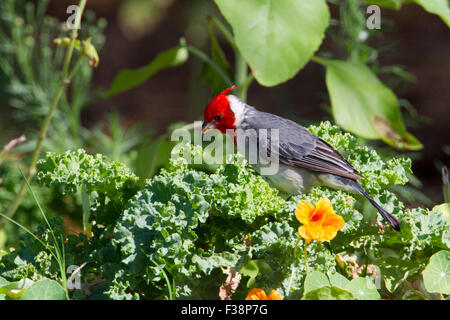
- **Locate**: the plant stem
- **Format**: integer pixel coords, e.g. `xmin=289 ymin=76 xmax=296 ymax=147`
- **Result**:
xmin=0 ymin=135 xmax=27 ymax=166
xmin=293 ymin=235 xmax=301 ymax=259
xmin=1 ymin=0 xmax=88 ymax=227
xmin=239 ymin=74 xmax=254 ymax=101
xmin=62 ymin=0 xmax=87 ymax=77
xmin=208 ymin=16 xmax=237 ymax=51
xmin=183 ymin=44 xmax=233 ymax=87
xmin=235 ymin=50 xmax=248 ymax=101
xmin=310 ymin=55 xmax=327 ymax=65
xmin=304 ymin=241 xmax=309 ymax=275
xmin=67 ymin=52 xmax=86 ymax=80
xmin=17 ymin=169 xmax=69 ymax=299
xmin=208 ymin=15 xmax=252 ymax=99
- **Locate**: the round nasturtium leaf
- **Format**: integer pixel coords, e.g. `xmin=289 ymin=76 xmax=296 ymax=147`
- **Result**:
xmin=302 ymin=286 xmax=356 ymax=300
xmin=214 ymin=0 xmax=330 ymax=86
xmin=303 ymin=271 xmax=330 ymax=294
xmin=21 ymin=279 xmax=66 ymax=300
xmin=422 ymin=250 xmax=450 ymax=295
xmin=327 ymin=271 xmax=350 ymax=289
xmin=346 ymin=277 xmax=381 ymax=300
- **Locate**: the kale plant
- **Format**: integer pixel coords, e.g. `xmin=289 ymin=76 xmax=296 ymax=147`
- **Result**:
xmin=2 ymin=121 xmax=447 ymax=300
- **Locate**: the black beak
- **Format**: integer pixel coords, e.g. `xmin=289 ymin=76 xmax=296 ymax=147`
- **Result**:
xmin=202 ymin=121 xmax=215 ymax=134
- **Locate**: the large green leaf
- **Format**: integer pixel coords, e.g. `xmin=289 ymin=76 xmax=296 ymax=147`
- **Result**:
xmin=302 ymin=286 xmax=356 ymax=300
xmin=134 ymin=134 xmax=171 ymax=180
xmin=422 ymin=250 xmax=450 ymax=295
xmin=21 ymin=279 xmax=66 ymax=300
xmin=306 ymin=271 xmax=380 ymax=300
xmin=323 ymin=59 xmax=422 ymax=150
xmin=106 ymin=43 xmax=188 ymax=97
xmin=378 ymin=257 xmax=421 ymax=293
xmin=303 ymin=271 xmax=330 ymax=294
xmin=328 ymin=271 xmax=350 ymax=289
xmin=346 ymin=277 xmax=381 ymax=300
xmin=365 ymin=0 xmax=450 ymax=27
xmin=415 ymin=0 xmax=450 ymax=27
xmin=214 ymin=0 xmax=329 ymax=86
xmin=0 ymin=277 xmax=34 ymax=300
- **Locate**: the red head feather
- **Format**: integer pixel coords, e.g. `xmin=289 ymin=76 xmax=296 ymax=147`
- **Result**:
xmin=203 ymin=85 xmax=238 ymax=133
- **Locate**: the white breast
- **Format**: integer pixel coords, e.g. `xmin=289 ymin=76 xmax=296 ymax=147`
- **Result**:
xmin=252 ymin=163 xmax=320 ymax=195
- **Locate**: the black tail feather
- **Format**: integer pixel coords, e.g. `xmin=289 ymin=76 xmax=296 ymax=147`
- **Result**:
xmin=359 ymin=188 xmax=401 ymax=231
xmin=317 ymin=174 xmax=400 ymax=231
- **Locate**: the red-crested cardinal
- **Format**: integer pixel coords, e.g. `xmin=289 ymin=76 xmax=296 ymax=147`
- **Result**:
xmin=202 ymin=86 xmax=400 ymax=231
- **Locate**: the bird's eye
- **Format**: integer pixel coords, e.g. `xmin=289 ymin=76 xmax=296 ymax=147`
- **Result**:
xmin=214 ymin=115 xmax=221 ymax=121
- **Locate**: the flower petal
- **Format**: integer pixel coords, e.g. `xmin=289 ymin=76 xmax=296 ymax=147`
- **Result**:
xmin=298 ymin=225 xmax=312 ymax=243
xmin=296 ymin=198 xmax=345 ymax=243
xmin=295 ymin=200 xmax=315 ymax=224
xmin=315 ymin=198 xmax=335 ymax=216
xmin=267 ymin=290 xmax=283 ymax=300
xmin=246 ymin=288 xmax=267 ymax=300
xmin=319 ymin=226 xmax=340 ymax=242
xmin=323 ymin=212 xmax=345 ymax=230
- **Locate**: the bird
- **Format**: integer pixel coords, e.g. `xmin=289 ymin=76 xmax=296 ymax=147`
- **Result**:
xmin=201 ymin=85 xmax=401 ymax=231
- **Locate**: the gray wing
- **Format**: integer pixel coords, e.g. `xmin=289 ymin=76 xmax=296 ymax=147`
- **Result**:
xmin=242 ymin=106 xmax=361 ymax=180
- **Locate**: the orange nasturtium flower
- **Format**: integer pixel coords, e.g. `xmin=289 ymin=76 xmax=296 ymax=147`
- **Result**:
xmin=295 ymin=198 xmax=344 ymax=243
xmin=245 ymin=288 xmax=283 ymax=300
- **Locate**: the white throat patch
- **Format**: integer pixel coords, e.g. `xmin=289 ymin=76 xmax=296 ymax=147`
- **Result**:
xmin=227 ymin=95 xmax=246 ymax=128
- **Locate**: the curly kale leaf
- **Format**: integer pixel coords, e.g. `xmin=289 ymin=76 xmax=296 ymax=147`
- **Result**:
xmin=37 ymin=149 xmax=138 ymax=195
xmin=109 ymin=145 xmax=289 ymax=298
xmin=308 ymin=121 xmax=412 ymax=193
xmin=11 ymin=122 xmax=439 ymax=300
xmin=37 ymin=149 xmax=139 ymax=226
xmin=0 ymin=217 xmax=65 ymax=282
xmin=171 ymin=144 xmax=287 ymax=223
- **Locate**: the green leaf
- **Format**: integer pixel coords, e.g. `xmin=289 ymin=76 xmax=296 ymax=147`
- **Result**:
xmin=378 ymin=257 xmax=421 ymax=293
xmin=0 ymin=276 xmax=9 ymax=288
xmin=21 ymin=279 xmax=66 ymax=300
xmin=0 ymin=278 xmax=34 ymax=300
xmin=240 ymin=260 xmax=272 ymax=288
xmin=106 ymin=42 xmax=188 ymax=97
xmin=323 ymin=59 xmax=422 ymax=150
xmin=81 ymin=38 xmax=100 ymax=68
xmin=414 ymin=0 xmax=450 ymax=27
xmin=303 ymin=271 xmax=330 ymax=293
xmin=36 ymin=149 xmax=140 ymax=226
xmin=327 ymin=271 xmax=350 ymax=289
xmin=0 ymin=277 xmax=34 ymax=294
xmin=214 ymin=0 xmax=329 ymax=86
xmin=198 ymin=21 xmax=232 ymax=93
xmin=363 ymin=0 xmax=406 ymax=9
xmin=302 ymin=286 xmax=356 ymax=300
xmin=133 ymin=124 xmax=181 ymax=180
xmin=346 ymin=277 xmax=381 ymax=300
xmin=433 ymin=203 xmax=450 ymax=227
xmin=422 ymin=250 xmax=450 ymax=295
